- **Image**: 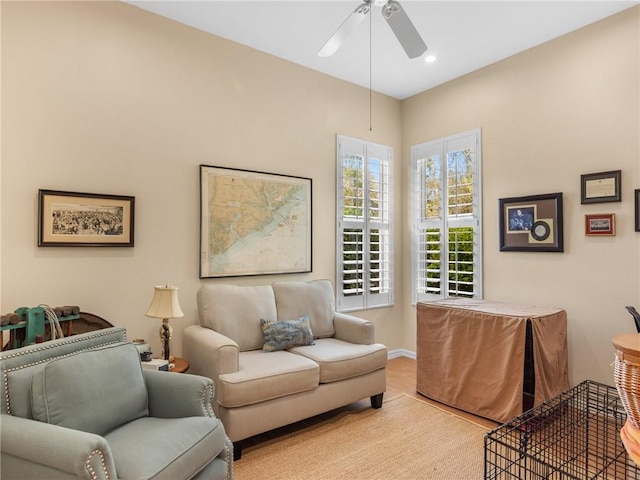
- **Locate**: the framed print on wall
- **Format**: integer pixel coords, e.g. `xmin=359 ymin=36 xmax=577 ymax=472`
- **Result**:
xmin=585 ymin=213 xmax=615 ymax=236
xmin=499 ymin=192 xmax=564 ymax=252
xmin=635 ymin=189 xmax=640 ymax=232
xmin=38 ymin=189 xmax=135 ymax=247
xmin=200 ymin=165 xmax=312 ymax=278
xmin=580 ymin=170 xmax=621 ymax=204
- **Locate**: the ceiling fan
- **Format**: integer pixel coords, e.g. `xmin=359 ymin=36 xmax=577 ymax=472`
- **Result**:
xmin=318 ymin=0 xmax=427 ymax=59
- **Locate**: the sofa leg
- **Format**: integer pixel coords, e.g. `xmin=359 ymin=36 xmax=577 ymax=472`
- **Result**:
xmin=233 ymin=444 xmax=242 ymax=461
xmin=370 ymin=393 xmax=384 ymax=409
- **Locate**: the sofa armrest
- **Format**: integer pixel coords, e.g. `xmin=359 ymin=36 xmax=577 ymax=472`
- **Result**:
xmin=333 ymin=312 xmax=376 ymax=344
xmin=183 ymin=325 xmax=239 ymax=383
xmin=0 ymin=414 xmax=116 ymax=480
xmin=144 ymin=369 xmax=216 ymax=418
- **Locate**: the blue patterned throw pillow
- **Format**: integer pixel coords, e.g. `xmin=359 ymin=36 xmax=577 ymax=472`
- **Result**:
xmin=261 ymin=315 xmax=314 ymax=352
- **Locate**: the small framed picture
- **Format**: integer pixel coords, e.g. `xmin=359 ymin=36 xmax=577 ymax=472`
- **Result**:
xmin=581 ymin=170 xmax=621 ymax=204
xmin=38 ymin=190 xmax=135 ymax=247
xmin=585 ymin=213 xmax=615 ymax=236
xmin=635 ymin=189 xmax=640 ymax=232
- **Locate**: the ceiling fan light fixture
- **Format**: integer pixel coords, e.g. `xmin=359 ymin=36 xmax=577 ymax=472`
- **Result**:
xmin=381 ymin=1 xmax=399 ymax=19
xmin=373 ymin=0 xmax=388 ymax=7
xmin=425 ymin=54 xmax=437 ymax=63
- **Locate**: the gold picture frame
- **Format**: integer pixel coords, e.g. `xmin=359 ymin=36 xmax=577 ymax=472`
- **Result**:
xmin=585 ymin=213 xmax=615 ymax=236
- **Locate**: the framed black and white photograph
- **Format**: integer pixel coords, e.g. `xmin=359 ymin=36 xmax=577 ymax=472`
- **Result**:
xmin=635 ymin=189 xmax=640 ymax=232
xmin=38 ymin=189 xmax=135 ymax=247
xmin=581 ymin=170 xmax=621 ymax=204
xmin=200 ymin=165 xmax=312 ymax=278
xmin=585 ymin=213 xmax=615 ymax=236
xmin=499 ymin=192 xmax=563 ymax=252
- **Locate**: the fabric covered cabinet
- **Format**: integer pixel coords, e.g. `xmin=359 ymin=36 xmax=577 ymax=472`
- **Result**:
xmin=0 ymin=327 xmax=233 ymax=480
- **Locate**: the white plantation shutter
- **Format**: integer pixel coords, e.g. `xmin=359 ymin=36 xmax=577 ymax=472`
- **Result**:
xmin=412 ymin=129 xmax=482 ymax=303
xmin=337 ymin=135 xmax=393 ymax=311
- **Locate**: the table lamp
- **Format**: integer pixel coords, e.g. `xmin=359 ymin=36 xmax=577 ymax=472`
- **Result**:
xmin=145 ymin=284 xmax=184 ymax=362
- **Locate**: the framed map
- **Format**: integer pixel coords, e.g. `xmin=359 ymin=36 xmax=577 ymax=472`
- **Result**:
xmin=200 ymin=165 xmax=312 ymax=278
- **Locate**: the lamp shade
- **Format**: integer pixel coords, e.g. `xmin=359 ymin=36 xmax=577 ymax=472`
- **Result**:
xmin=145 ymin=285 xmax=184 ymax=319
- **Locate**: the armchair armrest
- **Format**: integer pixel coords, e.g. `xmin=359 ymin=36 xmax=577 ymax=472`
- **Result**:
xmin=143 ymin=369 xmax=215 ymax=418
xmin=333 ymin=312 xmax=376 ymax=344
xmin=183 ymin=325 xmax=239 ymax=383
xmin=0 ymin=414 xmax=116 ymax=480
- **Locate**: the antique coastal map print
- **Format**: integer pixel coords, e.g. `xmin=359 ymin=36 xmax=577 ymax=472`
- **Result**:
xmin=200 ymin=166 xmax=312 ymax=277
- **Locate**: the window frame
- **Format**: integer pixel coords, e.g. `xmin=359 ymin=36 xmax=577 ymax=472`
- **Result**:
xmin=411 ymin=128 xmax=483 ymax=304
xmin=336 ymin=135 xmax=394 ymax=312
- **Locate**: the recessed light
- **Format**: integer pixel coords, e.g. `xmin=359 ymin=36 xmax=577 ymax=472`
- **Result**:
xmin=425 ymin=55 xmax=437 ymax=64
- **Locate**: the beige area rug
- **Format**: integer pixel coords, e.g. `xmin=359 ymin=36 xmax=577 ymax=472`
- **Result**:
xmin=234 ymin=393 xmax=489 ymax=479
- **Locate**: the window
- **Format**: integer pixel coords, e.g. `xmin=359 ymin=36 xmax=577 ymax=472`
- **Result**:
xmin=336 ymin=135 xmax=393 ymax=311
xmin=412 ymin=129 xmax=482 ymax=303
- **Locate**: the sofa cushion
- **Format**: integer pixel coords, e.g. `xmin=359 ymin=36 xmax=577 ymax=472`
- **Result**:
xmin=198 ymin=284 xmax=276 ymax=351
xmin=272 ymin=280 xmax=336 ymax=338
xmin=217 ymin=350 xmax=319 ymax=408
xmin=261 ymin=315 xmax=314 ymax=352
xmin=31 ymin=343 xmax=149 ymax=436
xmin=105 ymin=416 xmax=227 ymax=480
xmin=289 ymin=338 xmax=388 ymax=383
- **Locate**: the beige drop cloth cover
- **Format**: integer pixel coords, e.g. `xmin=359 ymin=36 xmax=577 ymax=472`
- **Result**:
xmin=416 ymin=298 xmax=569 ymax=423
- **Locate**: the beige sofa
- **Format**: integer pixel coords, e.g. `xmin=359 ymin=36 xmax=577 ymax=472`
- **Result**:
xmin=183 ymin=280 xmax=387 ymax=459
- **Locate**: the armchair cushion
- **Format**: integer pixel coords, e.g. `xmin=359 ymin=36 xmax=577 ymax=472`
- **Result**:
xmin=261 ymin=315 xmax=314 ymax=352
xmin=31 ymin=343 xmax=148 ymax=436
xmin=5 ymin=363 xmax=46 ymax=419
xmin=105 ymin=416 xmax=227 ymax=480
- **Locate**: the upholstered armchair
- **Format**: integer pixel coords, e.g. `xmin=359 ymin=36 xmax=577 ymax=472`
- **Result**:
xmin=0 ymin=327 xmax=233 ymax=480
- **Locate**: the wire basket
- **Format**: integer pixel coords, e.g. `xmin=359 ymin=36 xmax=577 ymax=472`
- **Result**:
xmin=484 ymin=380 xmax=639 ymax=479
xmin=613 ymin=334 xmax=640 ymax=429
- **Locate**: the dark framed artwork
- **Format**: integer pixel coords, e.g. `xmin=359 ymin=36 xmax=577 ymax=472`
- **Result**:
xmin=499 ymin=192 xmax=563 ymax=252
xmin=580 ymin=170 xmax=621 ymax=204
xmin=635 ymin=189 xmax=640 ymax=232
xmin=200 ymin=165 xmax=312 ymax=278
xmin=38 ymin=190 xmax=135 ymax=247
xmin=585 ymin=213 xmax=615 ymax=236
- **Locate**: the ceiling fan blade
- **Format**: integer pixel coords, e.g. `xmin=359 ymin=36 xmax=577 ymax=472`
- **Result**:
xmin=382 ymin=0 xmax=427 ymax=59
xmin=318 ymin=2 xmax=371 ymax=57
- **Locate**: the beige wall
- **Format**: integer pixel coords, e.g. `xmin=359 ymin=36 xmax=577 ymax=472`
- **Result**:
xmin=402 ymin=6 xmax=640 ymax=385
xmin=0 ymin=1 xmax=403 ymax=356
xmin=2 ymin=2 xmax=639 ymax=388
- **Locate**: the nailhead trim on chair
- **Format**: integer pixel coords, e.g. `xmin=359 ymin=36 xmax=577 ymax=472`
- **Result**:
xmin=85 ymin=449 xmax=109 ymax=480
xmin=223 ymin=439 xmax=233 ymax=480
xmin=202 ymin=383 xmax=215 ymax=417
xmin=0 ymin=329 xmax=125 ymax=360
xmin=2 ymin=330 xmax=126 ymax=416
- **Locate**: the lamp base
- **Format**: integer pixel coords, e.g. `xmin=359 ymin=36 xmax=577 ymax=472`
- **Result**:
xmin=159 ymin=319 xmax=174 ymax=362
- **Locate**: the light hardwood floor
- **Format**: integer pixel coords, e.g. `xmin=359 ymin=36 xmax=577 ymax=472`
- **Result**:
xmin=384 ymin=356 xmax=498 ymax=429
xmin=237 ymin=356 xmax=498 ymax=453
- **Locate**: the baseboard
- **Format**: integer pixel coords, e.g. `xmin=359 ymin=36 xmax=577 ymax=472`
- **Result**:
xmin=388 ymin=348 xmax=416 ymax=360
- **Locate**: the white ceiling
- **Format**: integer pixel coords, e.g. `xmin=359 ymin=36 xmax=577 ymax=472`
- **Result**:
xmin=125 ymin=0 xmax=639 ymax=99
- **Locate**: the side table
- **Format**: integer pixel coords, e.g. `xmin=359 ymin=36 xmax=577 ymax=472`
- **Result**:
xmin=170 ymin=357 xmax=189 ymax=373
